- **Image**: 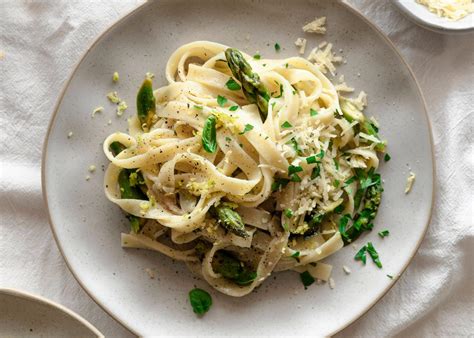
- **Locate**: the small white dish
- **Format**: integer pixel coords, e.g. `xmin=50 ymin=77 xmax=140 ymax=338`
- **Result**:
xmin=0 ymin=288 xmax=103 ymax=338
xmin=392 ymin=0 xmax=474 ymax=33
xmin=42 ymin=0 xmax=435 ymax=336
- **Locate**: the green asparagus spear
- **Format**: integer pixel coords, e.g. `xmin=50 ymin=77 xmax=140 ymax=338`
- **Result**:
xmin=212 ymin=250 xmax=257 ymax=285
xmin=211 ymin=202 xmax=249 ymax=238
xmin=137 ymin=77 xmax=156 ymax=131
xmin=225 ymin=48 xmax=270 ymax=121
xmin=109 ymin=141 xmax=126 ymax=156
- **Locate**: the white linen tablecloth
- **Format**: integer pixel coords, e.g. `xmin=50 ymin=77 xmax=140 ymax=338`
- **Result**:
xmin=1 ymin=0 xmax=472 ymax=336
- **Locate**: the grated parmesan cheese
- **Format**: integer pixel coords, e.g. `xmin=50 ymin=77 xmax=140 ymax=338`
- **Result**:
xmin=145 ymin=268 xmax=155 ymax=279
xmin=67 ymin=131 xmax=73 ymax=138
xmin=117 ymin=101 xmax=128 ymax=116
xmin=328 ymin=277 xmax=335 ymax=289
xmin=91 ymin=106 xmax=104 ymax=118
xmin=302 ymin=16 xmax=327 ymax=34
xmin=416 ymin=0 xmax=473 ymax=20
xmin=343 ymin=265 xmax=352 ymax=274
xmin=88 ymin=165 xmax=96 ymax=173
xmin=307 ymin=43 xmax=343 ymax=75
xmin=405 ymin=172 xmax=416 ymax=194
xmin=294 ymin=37 xmax=307 ymax=55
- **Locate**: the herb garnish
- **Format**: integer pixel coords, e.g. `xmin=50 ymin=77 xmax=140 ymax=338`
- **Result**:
xmin=274 ymin=42 xmax=281 ymax=52
xmin=253 ymin=53 xmax=261 ymax=60
xmin=229 ymin=105 xmax=239 ymax=111
xmin=300 ymin=271 xmax=315 ymax=289
xmin=384 ymin=153 xmax=391 ymax=162
xmin=310 ymin=108 xmax=318 ymax=117
xmin=354 ymin=245 xmax=367 ymax=264
xmin=284 ymin=208 xmax=293 ymax=218
xmin=202 ymin=116 xmax=217 ymax=153
xmin=217 ymin=95 xmax=227 ymax=107
xmin=366 ymin=242 xmax=382 ymax=268
xmin=288 ymin=138 xmax=303 ymax=155
xmin=272 ymin=178 xmax=290 ymax=191
xmin=225 ymin=78 xmax=241 ymax=91
xmin=189 ymin=288 xmax=212 ymax=315
xmin=288 ymin=165 xmax=303 ymax=175
xmin=311 ymin=165 xmax=321 ymax=179
xmin=378 ymin=230 xmax=390 ymax=238
xmin=281 ymin=121 xmax=293 ymax=128
xmin=239 ymin=124 xmax=254 ymax=135
xmin=194 ymin=105 xmax=203 ymax=110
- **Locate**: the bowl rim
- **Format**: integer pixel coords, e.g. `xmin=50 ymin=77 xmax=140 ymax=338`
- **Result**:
xmin=41 ymin=1 xmax=436 ymax=336
xmin=0 ymin=288 xmax=104 ymax=337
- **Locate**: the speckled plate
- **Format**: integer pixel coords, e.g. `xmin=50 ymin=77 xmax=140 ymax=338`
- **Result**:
xmin=392 ymin=0 xmax=474 ymax=34
xmin=0 ymin=288 xmax=103 ymax=338
xmin=42 ymin=0 xmax=435 ymax=336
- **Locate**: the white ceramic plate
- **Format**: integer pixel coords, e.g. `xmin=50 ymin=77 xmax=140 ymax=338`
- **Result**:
xmin=42 ymin=0 xmax=435 ymax=336
xmin=0 ymin=288 xmax=103 ymax=338
xmin=392 ymin=0 xmax=474 ymax=33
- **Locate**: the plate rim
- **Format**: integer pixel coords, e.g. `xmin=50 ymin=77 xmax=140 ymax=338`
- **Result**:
xmin=0 ymin=288 xmax=104 ymax=337
xmin=41 ymin=1 xmax=436 ymax=336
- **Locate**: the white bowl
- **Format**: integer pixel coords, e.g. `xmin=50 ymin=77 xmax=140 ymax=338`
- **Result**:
xmin=392 ymin=0 xmax=474 ymax=33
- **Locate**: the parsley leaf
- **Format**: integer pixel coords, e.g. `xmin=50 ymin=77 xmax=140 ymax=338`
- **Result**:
xmin=239 ymin=124 xmax=254 ymax=135
xmin=225 ymin=78 xmax=241 ymax=91
xmin=287 ymin=138 xmax=303 ymax=155
xmin=333 ymin=159 xmax=339 ymax=170
xmin=311 ymin=165 xmax=321 ymax=179
xmin=271 ymin=178 xmax=290 ymax=191
xmin=333 ymin=179 xmax=340 ymax=188
xmin=253 ymin=53 xmax=261 ymax=60
xmin=378 ymin=229 xmax=390 ymax=238
xmin=290 ymin=173 xmax=302 ymax=182
xmin=274 ymin=42 xmax=281 ymax=52
xmin=217 ymin=95 xmax=227 ymax=107
xmin=384 ymin=153 xmax=391 ymax=162
xmin=354 ymin=245 xmax=367 ymax=264
xmin=284 ymin=208 xmax=293 ymax=218
xmin=194 ymin=105 xmax=203 ymax=110
xmin=275 ymin=83 xmax=284 ymax=98
xmin=291 ymin=251 xmax=300 ymax=262
xmin=288 ymin=165 xmax=303 ymax=175
xmin=306 ymin=155 xmax=318 ymax=164
xmin=281 ymin=121 xmax=292 ymax=128
xmin=229 ymin=105 xmax=239 ymax=111
xmin=316 ymin=149 xmax=325 ymax=159
xmin=300 ymin=271 xmax=315 ymax=289
xmin=189 ymin=288 xmax=212 ymax=315
xmin=366 ymin=242 xmax=382 ymax=268
xmin=201 ymin=116 xmax=217 ymax=153
xmin=387 ymin=274 xmax=393 ymax=279
xmin=310 ymin=108 xmax=318 ymax=117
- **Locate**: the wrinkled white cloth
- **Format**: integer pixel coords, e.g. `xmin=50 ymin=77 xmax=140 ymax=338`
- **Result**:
xmin=0 ymin=0 xmax=472 ymax=337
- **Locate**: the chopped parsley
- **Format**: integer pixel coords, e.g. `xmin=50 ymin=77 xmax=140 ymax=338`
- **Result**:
xmin=253 ymin=53 xmax=261 ymax=60
xmin=189 ymin=288 xmax=212 ymax=315
xmin=384 ymin=153 xmax=391 ymax=162
xmin=287 ymin=138 xmax=303 ymax=155
xmin=338 ymin=214 xmax=351 ymax=235
xmin=284 ymin=208 xmax=293 ymax=218
xmin=282 ymin=223 xmax=289 ymax=231
xmin=310 ymin=108 xmax=318 ymax=117
xmin=281 ymin=121 xmax=293 ymax=128
xmin=354 ymin=245 xmax=367 ymax=264
xmin=306 ymin=155 xmax=318 ymax=164
xmin=274 ymin=42 xmax=281 ymax=52
xmin=239 ymin=124 xmax=254 ymax=135
xmin=229 ymin=105 xmax=239 ymax=111
xmin=225 ymin=137 xmax=232 ymax=142
xmin=288 ymin=165 xmax=303 ymax=175
xmin=311 ymin=165 xmax=321 ymax=179
xmin=366 ymin=242 xmax=382 ymax=268
xmin=316 ymin=149 xmax=325 ymax=159
xmin=291 ymin=251 xmax=300 ymax=262
xmin=225 ymin=78 xmax=241 ymax=91
xmin=378 ymin=230 xmax=390 ymax=238
xmin=217 ymin=95 xmax=227 ymax=107
xmin=272 ymin=178 xmax=290 ymax=191
xmin=300 ymin=271 xmax=315 ymax=289
xmin=344 ymin=176 xmax=356 ymax=186
xmin=334 ymin=204 xmax=344 ymax=214
xmin=193 ymin=105 xmax=203 ymax=110
xmin=290 ymin=173 xmax=302 ymax=182
xmin=333 ymin=159 xmax=339 ymax=170
xmin=387 ymin=274 xmax=393 ymax=279
xmin=333 ymin=179 xmax=340 ymax=188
